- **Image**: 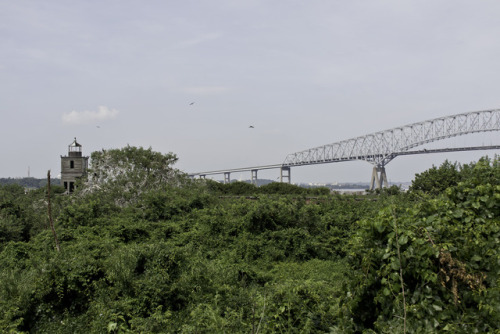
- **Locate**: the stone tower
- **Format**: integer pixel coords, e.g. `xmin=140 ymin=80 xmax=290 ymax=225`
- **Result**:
xmin=61 ymin=138 xmax=89 ymax=193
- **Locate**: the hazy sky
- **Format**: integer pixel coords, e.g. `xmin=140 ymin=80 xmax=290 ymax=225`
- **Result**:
xmin=2 ymin=0 xmax=500 ymax=183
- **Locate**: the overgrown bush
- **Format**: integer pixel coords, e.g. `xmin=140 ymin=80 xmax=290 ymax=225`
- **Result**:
xmin=1 ymin=150 xmax=498 ymax=333
xmin=339 ymin=181 xmax=500 ymax=333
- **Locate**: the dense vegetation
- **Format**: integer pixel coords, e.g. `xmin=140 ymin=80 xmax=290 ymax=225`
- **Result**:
xmin=0 ymin=147 xmax=498 ymax=333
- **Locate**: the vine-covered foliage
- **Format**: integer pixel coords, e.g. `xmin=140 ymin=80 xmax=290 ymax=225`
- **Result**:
xmin=0 ymin=149 xmax=498 ymax=333
xmin=204 ymin=179 xmax=331 ymax=196
xmin=338 ymin=157 xmax=500 ymax=333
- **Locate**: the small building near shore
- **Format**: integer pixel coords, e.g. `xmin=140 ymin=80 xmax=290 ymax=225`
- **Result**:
xmin=61 ymin=138 xmax=89 ymax=193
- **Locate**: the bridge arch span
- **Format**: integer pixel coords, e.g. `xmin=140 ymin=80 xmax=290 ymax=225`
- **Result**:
xmin=190 ymin=109 xmax=500 ymax=190
xmin=283 ymin=109 xmax=500 ymax=168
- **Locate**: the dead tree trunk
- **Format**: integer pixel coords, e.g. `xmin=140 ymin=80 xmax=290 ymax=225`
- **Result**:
xmin=47 ymin=170 xmax=60 ymax=252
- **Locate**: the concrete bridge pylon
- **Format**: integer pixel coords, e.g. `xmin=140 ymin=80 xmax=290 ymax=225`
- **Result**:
xmin=370 ymin=166 xmax=389 ymax=190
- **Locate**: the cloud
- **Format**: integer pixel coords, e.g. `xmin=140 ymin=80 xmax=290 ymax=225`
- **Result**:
xmin=62 ymin=106 xmax=119 ymax=125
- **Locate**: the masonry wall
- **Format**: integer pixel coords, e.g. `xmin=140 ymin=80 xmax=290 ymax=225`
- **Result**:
xmin=61 ymin=156 xmax=89 ymax=192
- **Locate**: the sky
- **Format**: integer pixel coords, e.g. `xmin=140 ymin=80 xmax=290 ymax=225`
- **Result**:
xmin=2 ymin=0 xmax=500 ymax=184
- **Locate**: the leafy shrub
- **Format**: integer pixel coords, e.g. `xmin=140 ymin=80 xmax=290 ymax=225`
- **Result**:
xmin=340 ymin=182 xmax=500 ymax=333
xmin=259 ymin=182 xmax=307 ymax=195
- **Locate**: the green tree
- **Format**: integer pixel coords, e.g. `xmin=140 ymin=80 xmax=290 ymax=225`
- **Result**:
xmin=459 ymin=156 xmax=500 ymax=187
xmin=80 ymin=146 xmax=186 ymax=206
xmin=410 ymin=156 xmax=500 ymax=196
xmin=409 ymin=159 xmax=461 ymax=195
xmin=0 ymin=184 xmax=52 ymax=245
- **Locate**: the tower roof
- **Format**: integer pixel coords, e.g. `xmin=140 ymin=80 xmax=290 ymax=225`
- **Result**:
xmin=69 ymin=137 xmax=82 ymax=147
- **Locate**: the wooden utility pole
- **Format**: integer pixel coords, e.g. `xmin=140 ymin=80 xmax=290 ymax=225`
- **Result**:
xmin=47 ymin=170 xmax=60 ymax=252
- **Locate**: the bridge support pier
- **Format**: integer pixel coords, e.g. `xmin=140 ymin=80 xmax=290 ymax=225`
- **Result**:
xmin=280 ymin=167 xmax=291 ymax=184
xmin=251 ymin=170 xmax=258 ymax=185
xmin=224 ymin=172 xmax=231 ymax=184
xmin=370 ymin=166 xmax=388 ymax=190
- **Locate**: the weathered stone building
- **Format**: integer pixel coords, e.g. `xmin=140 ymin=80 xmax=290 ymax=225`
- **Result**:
xmin=61 ymin=138 xmax=89 ymax=193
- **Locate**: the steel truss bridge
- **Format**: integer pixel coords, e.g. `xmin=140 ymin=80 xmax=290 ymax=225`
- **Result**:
xmin=190 ymin=109 xmax=500 ymax=189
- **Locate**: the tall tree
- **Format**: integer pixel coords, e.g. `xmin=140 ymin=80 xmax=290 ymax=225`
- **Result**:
xmin=79 ymin=146 xmax=186 ymax=205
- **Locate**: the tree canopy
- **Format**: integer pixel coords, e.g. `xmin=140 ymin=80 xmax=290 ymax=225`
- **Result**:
xmin=409 ymin=156 xmax=500 ymax=194
xmin=80 ymin=146 xmax=186 ymax=205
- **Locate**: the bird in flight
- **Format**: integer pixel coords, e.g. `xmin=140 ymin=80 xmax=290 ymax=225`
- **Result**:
xmin=189 ymin=102 xmax=195 ymax=105
xmin=249 ymin=125 xmax=254 ymax=128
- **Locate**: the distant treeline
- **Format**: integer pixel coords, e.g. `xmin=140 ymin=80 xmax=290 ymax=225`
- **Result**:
xmin=0 ymin=177 xmax=61 ymax=188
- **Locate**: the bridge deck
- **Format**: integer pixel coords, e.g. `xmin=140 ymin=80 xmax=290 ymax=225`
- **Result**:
xmin=189 ymin=145 xmax=500 ymax=177
xmin=190 ymin=109 xmax=500 ymax=186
